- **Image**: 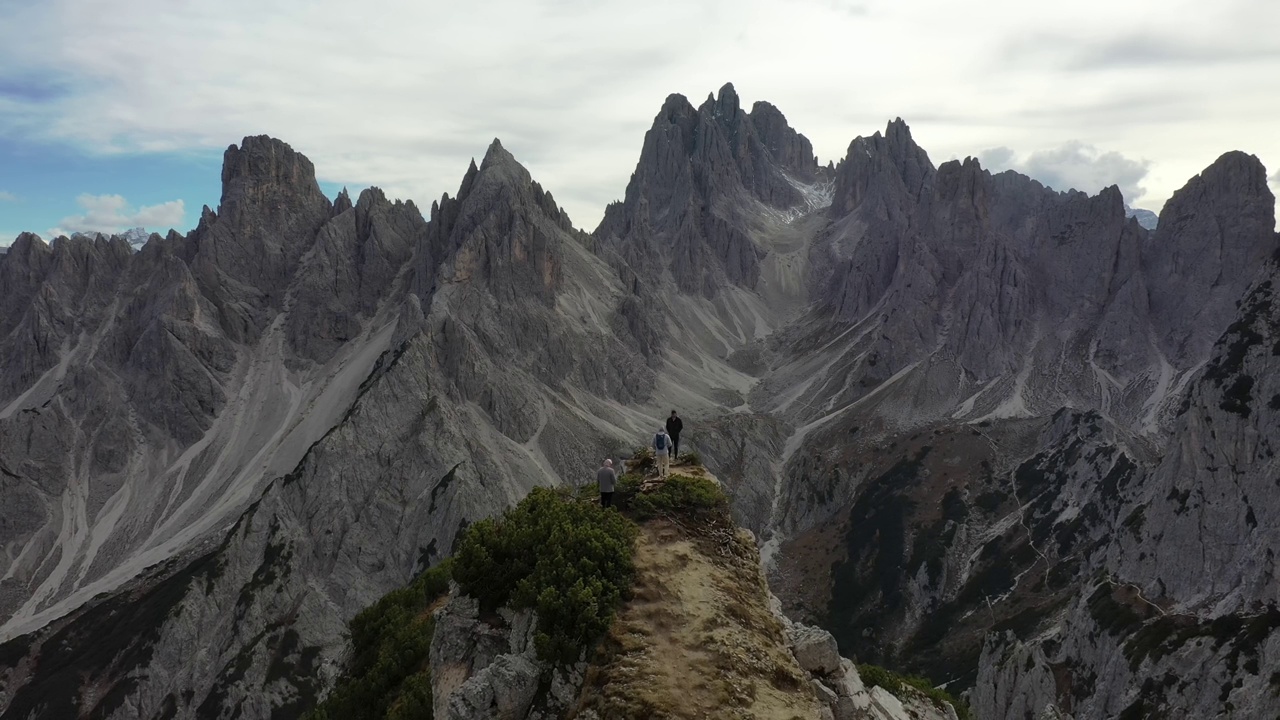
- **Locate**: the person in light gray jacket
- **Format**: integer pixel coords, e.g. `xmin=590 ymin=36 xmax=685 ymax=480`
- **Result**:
xmin=654 ymin=427 xmax=672 ymax=478
xmin=596 ymin=459 xmax=617 ymax=508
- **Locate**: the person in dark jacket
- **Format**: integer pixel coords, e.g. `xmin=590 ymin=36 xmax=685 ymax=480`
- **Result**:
xmin=596 ymin=459 xmax=617 ymax=508
xmin=665 ymin=410 xmax=683 ymax=460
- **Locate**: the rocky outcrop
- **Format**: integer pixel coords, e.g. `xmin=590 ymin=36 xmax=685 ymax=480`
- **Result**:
xmin=774 ymin=604 xmax=959 ymax=720
xmin=429 ymin=592 xmax=555 ymax=720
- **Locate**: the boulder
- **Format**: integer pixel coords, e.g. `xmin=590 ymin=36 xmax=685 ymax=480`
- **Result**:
xmin=445 ymin=653 xmax=540 ymax=720
xmin=788 ymin=623 xmax=842 ymax=675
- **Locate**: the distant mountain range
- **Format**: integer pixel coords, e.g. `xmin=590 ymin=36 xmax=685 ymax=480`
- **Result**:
xmin=1125 ymin=205 xmax=1159 ymax=229
xmin=0 ymin=83 xmax=1277 ymax=720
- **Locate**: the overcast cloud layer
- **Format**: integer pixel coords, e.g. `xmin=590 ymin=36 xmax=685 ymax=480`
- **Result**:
xmin=1 ymin=0 xmax=1278 ymax=232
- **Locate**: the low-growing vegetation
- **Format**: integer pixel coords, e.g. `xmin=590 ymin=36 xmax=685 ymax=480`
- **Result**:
xmin=859 ymin=663 xmax=974 ymax=720
xmin=452 ymin=487 xmax=638 ymax=664
xmin=303 ymin=560 xmax=452 ymax=720
xmin=678 ymin=450 xmax=702 ymax=465
xmin=616 ymin=473 xmax=729 ymax=521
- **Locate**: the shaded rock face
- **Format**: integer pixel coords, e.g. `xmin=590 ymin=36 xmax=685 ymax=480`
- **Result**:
xmin=785 ymin=134 xmax=1274 ymax=438
xmin=0 ymin=136 xmax=418 ymax=646
xmin=1116 ymin=275 xmax=1280 ymax=605
xmin=595 ymin=82 xmax=830 ymax=299
xmin=1142 ymin=151 xmax=1277 ymax=366
xmin=284 ymin=187 xmax=423 ymax=363
xmin=422 ymin=139 xmax=655 ymax=433
xmin=191 ymin=136 xmax=334 ymax=338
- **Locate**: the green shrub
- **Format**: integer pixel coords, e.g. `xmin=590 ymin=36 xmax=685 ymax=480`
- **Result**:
xmin=304 ymin=560 xmax=453 ymax=720
xmin=452 ymin=487 xmax=637 ymax=664
xmin=678 ymin=450 xmax=702 ymax=465
xmin=616 ymin=473 xmax=644 ymax=495
xmin=858 ymin=664 xmax=973 ymax=720
xmin=624 ymin=474 xmax=727 ymax=521
xmin=629 ymin=446 xmax=656 ymax=475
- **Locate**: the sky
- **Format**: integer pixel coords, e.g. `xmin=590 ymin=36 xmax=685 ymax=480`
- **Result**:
xmin=1 ymin=0 xmax=1279 ymax=245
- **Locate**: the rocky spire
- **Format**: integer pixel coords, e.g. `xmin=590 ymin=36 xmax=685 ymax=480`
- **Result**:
xmin=187 ymin=136 xmax=334 ymax=342
xmin=423 ymin=139 xmax=569 ymax=305
xmin=332 ymin=187 xmax=354 ymax=215
xmin=217 ymin=135 xmax=331 ymax=227
xmin=1144 ymin=150 xmax=1277 ymax=364
xmin=830 ymin=118 xmax=935 ymax=217
xmin=595 ymin=83 xmax=828 ymax=300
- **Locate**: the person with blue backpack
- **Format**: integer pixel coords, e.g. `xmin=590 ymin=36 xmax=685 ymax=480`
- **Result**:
xmin=654 ymin=426 xmax=673 ymax=478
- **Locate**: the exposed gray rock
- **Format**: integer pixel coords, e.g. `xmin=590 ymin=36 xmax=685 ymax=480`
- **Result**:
xmin=445 ymin=653 xmax=540 ymax=720
xmin=2 ymin=86 xmax=1279 ymax=720
xmin=789 ymin=622 xmax=842 ymax=675
xmin=595 ymin=82 xmax=832 ymax=300
xmin=812 ymin=678 xmax=839 ymax=707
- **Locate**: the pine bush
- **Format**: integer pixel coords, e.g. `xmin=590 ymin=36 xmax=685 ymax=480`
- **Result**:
xmin=452 ymin=487 xmax=637 ymax=664
xmin=304 ymin=560 xmax=452 ymax=720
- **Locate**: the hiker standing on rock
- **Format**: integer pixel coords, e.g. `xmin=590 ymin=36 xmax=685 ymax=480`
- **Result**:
xmin=665 ymin=410 xmax=683 ymax=460
xmin=597 ymin=459 xmax=617 ymax=508
xmin=654 ymin=427 xmax=673 ymax=478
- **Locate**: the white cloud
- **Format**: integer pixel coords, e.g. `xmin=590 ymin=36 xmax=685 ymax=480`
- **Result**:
xmin=0 ymin=0 xmax=1278 ymax=228
xmin=49 ymin=194 xmax=184 ymax=238
xmin=980 ymin=141 xmax=1152 ymax=205
xmin=0 ymin=191 xmax=17 ymax=202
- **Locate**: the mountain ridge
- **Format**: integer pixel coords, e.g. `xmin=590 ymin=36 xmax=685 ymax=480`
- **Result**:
xmin=0 ymin=85 xmax=1277 ymax=720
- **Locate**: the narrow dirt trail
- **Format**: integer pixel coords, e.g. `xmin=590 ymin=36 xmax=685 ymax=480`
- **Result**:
xmin=575 ymin=473 xmax=826 ymax=719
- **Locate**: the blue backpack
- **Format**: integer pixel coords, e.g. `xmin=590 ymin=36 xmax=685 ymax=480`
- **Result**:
xmin=654 ymin=433 xmax=667 ymax=451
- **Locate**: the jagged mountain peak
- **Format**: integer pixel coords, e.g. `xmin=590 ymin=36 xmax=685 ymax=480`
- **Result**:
xmin=659 ymin=91 xmax=697 ymax=121
xmin=831 ymin=117 xmax=935 ymax=216
xmin=9 ymin=92 xmax=1280 ymax=720
xmin=184 ymin=135 xmax=335 ymax=337
xmin=446 ymin=140 xmax=567 ymax=228
xmin=595 ymin=83 xmax=830 ymax=298
xmin=1166 ymin=150 xmax=1273 ymax=214
xmin=218 ymin=135 xmax=329 ymax=217
xmin=708 ymin=80 xmax=742 ymax=119
xmin=354 ymin=186 xmax=388 ymax=208
xmin=5 ymin=231 xmax=51 ymax=260
xmin=470 ymin=137 xmax=536 ymax=195
xmin=333 ymin=186 xmax=354 ymax=215
xmin=481 ymin=137 xmax=517 ymax=168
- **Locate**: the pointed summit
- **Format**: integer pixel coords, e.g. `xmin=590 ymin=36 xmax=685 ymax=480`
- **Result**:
xmin=457 ymin=158 xmax=481 ymax=202
xmin=482 ymin=137 xmax=511 ymax=165
xmin=476 ymin=137 xmax=534 ymax=190
xmin=596 ymin=84 xmax=830 ymax=301
xmin=1143 ymin=150 xmax=1277 ymax=364
xmin=831 ymin=117 xmax=935 ymax=216
xmin=333 ymin=187 xmax=353 ymax=215
xmin=714 ymin=82 xmax=741 ymax=119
